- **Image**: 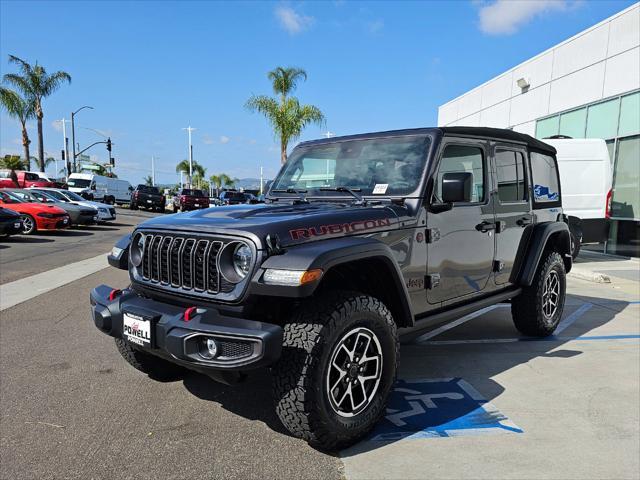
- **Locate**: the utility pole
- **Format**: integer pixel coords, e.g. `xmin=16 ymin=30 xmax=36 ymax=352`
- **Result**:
xmin=71 ymin=105 xmax=93 ymax=173
xmin=151 ymin=156 xmax=156 ymax=186
xmin=182 ymin=126 xmax=195 ymax=187
xmin=260 ymin=166 xmax=264 ymax=195
xmin=58 ymin=118 xmax=70 ymax=178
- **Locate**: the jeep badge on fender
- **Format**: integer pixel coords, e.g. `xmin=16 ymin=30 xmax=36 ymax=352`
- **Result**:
xmin=92 ymin=127 xmax=571 ymax=450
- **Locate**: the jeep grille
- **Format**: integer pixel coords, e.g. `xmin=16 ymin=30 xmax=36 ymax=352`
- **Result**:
xmin=139 ymin=233 xmax=232 ymax=294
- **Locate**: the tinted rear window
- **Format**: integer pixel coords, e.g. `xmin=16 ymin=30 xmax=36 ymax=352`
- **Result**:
xmin=181 ymin=189 xmax=205 ymax=197
xmin=137 ymin=185 xmax=160 ymax=193
xmin=530 ymin=151 xmax=560 ymax=205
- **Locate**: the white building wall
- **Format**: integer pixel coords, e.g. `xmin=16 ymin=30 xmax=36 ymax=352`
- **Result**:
xmin=437 ymin=3 xmax=640 ymax=133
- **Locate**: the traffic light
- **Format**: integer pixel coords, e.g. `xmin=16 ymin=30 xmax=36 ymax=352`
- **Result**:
xmin=106 ymin=137 xmax=112 ymax=152
xmin=61 ymin=150 xmax=65 ymax=160
xmin=110 ymin=156 xmax=115 ymax=166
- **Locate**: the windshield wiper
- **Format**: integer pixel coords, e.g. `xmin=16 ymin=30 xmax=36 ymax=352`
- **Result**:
xmin=271 ymin=188 xmax=309 ymax=204
xmin=319 ymin=187 xmax=367 ymax=206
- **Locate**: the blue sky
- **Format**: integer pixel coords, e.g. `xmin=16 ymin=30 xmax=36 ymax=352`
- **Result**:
xmin=0 ymin=0 xmax=635 ymax=184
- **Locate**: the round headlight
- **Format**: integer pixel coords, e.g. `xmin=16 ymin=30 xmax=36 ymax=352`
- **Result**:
xmin=233 ymin=243 xmax=252 ymax=278
xmin=130 ymin=233 xmax=145 ymax=267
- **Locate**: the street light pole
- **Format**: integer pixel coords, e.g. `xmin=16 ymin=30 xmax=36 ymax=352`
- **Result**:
xmin=182 ymin=126 xmax=195 ymax=187
xmin=151 ymin=156 xmax=156 ymax=186
xmin=71 ymin=105 xmax=94 ymax=173
xmin=58 ymin=118 xmax=70 ymax=178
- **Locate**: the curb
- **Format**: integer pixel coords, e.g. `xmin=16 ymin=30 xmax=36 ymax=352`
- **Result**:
xmin=568 ymin=268 xmax=611 ymax=284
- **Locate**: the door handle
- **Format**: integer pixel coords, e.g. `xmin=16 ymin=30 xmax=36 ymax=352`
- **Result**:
xmin=517 ymin=217 xmax=532 ymax=227
xmin=475 ymin=221 xmax=495 ymax=233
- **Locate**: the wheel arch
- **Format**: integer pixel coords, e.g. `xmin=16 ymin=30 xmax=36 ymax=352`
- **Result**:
xmin=514 ymin=221 xmax=572 ymax=286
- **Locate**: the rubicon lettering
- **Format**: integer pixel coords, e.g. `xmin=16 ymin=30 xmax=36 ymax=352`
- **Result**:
xmin=289 ymin=218 xmax=392 ymax=240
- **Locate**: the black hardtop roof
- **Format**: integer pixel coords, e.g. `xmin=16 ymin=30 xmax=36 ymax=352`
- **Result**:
xmin=297 ymin=126 xmax=556 ymax=155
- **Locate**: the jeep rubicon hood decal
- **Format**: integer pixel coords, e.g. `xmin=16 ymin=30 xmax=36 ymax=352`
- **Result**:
xmin=136 ymin=202 xmax=405 ymax=248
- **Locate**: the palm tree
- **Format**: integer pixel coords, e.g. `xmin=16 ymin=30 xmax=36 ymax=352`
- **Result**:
xmin=246 ymin=66 xmax=325 ymax=165
xmin=3 ymin=55 xmax=71 ymax=172
xmin=143 ymin=175 xmax=153 ymax=186
xmin=175 ymin=159 xmax=205 ymax=187
xmin=209 ymin=173 xmax=233 ymax=196
xmin=0 ymin=87 xmax=34 ymax=169
xmin=0 ymin=155 xmax=26 ymax=185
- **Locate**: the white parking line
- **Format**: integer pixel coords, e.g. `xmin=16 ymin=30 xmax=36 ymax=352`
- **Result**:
xmin=0 ymin=253 xmax=109 ymax=311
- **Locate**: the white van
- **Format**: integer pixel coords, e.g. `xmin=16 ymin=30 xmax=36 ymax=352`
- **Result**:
xmin=544 ymin=138 xmax=612 ymax=258
xmin=67 ymin=173 xmax=132 ymax=205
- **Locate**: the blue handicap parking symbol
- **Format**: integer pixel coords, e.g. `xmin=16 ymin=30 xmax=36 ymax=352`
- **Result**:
xmin=369 ymin=378 xmax=523 ymax=441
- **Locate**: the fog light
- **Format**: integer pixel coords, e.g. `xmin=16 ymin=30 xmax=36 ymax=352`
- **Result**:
xmin=199 ymin=337 xmax=218 ymax=359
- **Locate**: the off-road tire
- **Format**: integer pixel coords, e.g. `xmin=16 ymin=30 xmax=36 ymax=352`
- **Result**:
xmin=115 ymin=338 xmax=185 ymax=380
xmin=512 ymin=250 xmax=566 ymax=337
xmin=272 ymin=291 xmax=398 ymax=450
xmin=21 ymin=214 xmax=36 ymax=235
xmin=158 ymin=205 xmax=165 ymax=213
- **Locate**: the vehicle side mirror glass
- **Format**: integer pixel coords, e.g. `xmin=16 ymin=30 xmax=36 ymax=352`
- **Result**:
xmin=442 ymin=172 xmax=472 ymax=203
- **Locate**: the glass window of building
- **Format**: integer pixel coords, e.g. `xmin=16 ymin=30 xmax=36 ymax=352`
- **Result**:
xmin=536 ymin=116 xmax=559 ymax=138
xmin=559 ymin=108 xmax=587 ymax=138
xmin=618 ymin=92 xmax=640 ymax=137
xmin=586 ymin=99 xmax=620 ymax=139
xmin=611 ymin=135 xmax=640 ymax=220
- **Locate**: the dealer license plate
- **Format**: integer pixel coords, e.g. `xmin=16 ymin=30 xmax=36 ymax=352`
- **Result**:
xmin=194 ymin=203 xmax=200 ymax=207
xmin=123 ymin=312 xmax=151 ymax=347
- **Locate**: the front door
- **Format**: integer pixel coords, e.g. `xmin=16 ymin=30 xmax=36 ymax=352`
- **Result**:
xmin=426 ymin=140 xmax=496 ymax=305
xmin=492 ymin=144 xmax=533 ymax=285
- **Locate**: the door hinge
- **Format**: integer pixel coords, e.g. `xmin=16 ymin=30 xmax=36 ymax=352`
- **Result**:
xmin=426 ymin=228 xmax=440 ymax=243
xmin=425 ymin=273 xmax=441 ymax=289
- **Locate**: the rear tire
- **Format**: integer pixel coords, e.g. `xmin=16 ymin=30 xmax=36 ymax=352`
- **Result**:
xmin=21 ymin=214 xmax=36 ymax=235
xmin=570 ymin=231 xmax=581 ymax=260
xmin=158 ymin=205 xmax=165 ymax=213
xmin=511 ymin=250 xmax=566 ymax=337
xmin=115 ymin=338 xmax=185 ymax=380
xmin=272 ymin=292 xmax=398 ymax=450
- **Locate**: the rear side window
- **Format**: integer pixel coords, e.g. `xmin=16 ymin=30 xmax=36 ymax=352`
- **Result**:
xmin=530 ymin=151 xmax=560 ymax=205
xmin=495 ymin=150 xmax=527 ymax=202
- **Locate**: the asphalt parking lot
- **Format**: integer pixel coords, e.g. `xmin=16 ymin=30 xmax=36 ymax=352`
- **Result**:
xmin=0 ymin=215 xmax=638 ymax=479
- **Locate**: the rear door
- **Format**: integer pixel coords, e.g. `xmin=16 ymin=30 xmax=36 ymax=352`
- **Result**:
xmin=426 ymin=138 xmax=496 ymax=305
xmin=491 ymin=144 xmax=532 ymax=286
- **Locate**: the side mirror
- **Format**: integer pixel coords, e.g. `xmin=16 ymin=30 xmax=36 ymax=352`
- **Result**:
xmin=442 ymin=172 xmax=472 ymax=203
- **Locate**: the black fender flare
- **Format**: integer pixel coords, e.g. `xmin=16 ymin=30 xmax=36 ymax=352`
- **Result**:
xmin=515 ymin=221 xmax=572 ymax=286
xmin=250 ymin=236 xmax=414 ymax=327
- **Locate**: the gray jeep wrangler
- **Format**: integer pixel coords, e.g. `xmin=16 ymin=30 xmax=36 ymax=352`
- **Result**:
xmin=92 ymin=127 xmax=571 ymax=449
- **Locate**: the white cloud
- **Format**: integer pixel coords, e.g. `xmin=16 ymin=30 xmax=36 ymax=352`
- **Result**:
xmin=275 ymin=6 xmax=314 ymax=35
xmin=367 ymin=19 xmax=384 ymax=34
xmin=477 ymin=0 xmax=581 ymax=35
xmin=219 ymin=135 xmax=230 ymax=144
xmin=202 ymin=134 xmax=214 ymax=145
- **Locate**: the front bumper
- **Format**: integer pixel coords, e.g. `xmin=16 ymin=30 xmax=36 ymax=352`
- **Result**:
xmin=90 ymin=284 xmax=283 ymax=372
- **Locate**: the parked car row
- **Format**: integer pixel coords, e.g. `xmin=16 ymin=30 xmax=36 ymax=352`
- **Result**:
xmin=0 ymin=186 xmax=116 ymax=237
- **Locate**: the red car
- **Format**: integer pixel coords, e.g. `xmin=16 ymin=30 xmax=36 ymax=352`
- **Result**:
xmin=0 ymin=170 xmax=56 ymax=188
xmin=0 ymin=190 xmax=70 ymax=235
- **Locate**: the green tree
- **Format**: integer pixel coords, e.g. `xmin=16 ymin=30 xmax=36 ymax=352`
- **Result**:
xmin=209 ymin=173 xmax=233 ymax=196
xmin=0 ymin=155 xmax=26 ymax=185
xmin=143 ymin=175 xmax=153 ymax=186
xmin=0 ymin=87 xmax=34 ymax=169
xmin=175 ymin=159 xmax=205 ymax=187
xmin=246 ymin=66 xmax=324 ymax=165
xmin=3 ymin=55 xmax=71 ymax=172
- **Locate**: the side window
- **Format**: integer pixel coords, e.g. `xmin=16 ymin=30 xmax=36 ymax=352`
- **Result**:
xmin=530 ymin=151 xmax=560 ymax=203
xmin=495 ymin=150 xmax=527 ymax=202
xmin=434 ymin=145 xmax=485 ymax=203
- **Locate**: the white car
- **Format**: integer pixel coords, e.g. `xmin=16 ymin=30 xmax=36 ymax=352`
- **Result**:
xmin=28 ymin=187 xmax=117 ymax=222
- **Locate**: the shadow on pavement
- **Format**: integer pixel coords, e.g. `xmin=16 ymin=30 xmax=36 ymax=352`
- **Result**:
xmin=0 ymin=235 xmax=54 ymax=243
xmin=175 ymin=293 xmax=626 ymax=451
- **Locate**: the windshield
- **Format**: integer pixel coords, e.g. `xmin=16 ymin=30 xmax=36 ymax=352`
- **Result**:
xmin=67 ymin=178 xmax=91 ymax=188
xmin=271 ymin=135 xmax=431 ymax=197
xmin=36 ymin=189 xmax=67 ymax=201
xmin=0 ymin=191 xmax=25 ymax=204
xmin=60 ymin=190 xmax=84 ymax=201
xmin=7 ymin=190 xmax=42 ymax=202
xmin=32 ymin=190 xmax=59 ymax=202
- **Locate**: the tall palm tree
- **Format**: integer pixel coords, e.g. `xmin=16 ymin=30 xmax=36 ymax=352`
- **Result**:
xmin=209 ymin=173 xmax=233 ymax=196
xmin=246 ymin=66 xmax=325 ymax=165
xmin=3 ymin=55 xmax=71 ymax=172
xmin=0 ymin=87 xmax=34 ymax=169
xmin=143 ymin=175 xmax=153 ymax=186
xmin=176 ymin=159 xmax=205 ymax=187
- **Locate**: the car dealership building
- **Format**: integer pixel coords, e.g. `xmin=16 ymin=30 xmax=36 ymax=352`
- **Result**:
xmin=438 ymin=3 xmax=639 ymax=256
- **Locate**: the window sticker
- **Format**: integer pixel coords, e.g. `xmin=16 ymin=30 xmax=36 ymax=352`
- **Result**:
xmin=373 ymin=184 xmax=388 ymax=194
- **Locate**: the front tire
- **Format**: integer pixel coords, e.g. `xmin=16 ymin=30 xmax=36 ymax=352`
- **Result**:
xmin=21 ymin=214 xmax=36 ymax=235
xmin=511 ymin=250 xmax=566 ymax=337
xmin=273 ymin=292 xmax=398 ymax=450
xmin=115 ymin=338 xmax=185 ymax=380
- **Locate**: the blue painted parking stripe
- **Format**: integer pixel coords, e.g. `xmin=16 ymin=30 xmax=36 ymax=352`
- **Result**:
xmin=555 ymin=303 xmax=593 ymax=334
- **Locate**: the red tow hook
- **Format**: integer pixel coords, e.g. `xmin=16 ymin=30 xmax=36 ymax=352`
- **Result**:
xmin=109 ymin=289 xmax=122 ymax=301
xmin=184 ymin=306 xmax=198 ymax=322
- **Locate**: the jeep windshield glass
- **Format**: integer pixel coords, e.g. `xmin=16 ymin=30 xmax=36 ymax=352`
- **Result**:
xmin=67 ymin=178 xmax=91 ymax=188
xmin=270 ymin=135 xmax=431 ymax=198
